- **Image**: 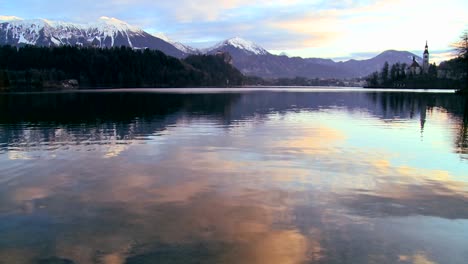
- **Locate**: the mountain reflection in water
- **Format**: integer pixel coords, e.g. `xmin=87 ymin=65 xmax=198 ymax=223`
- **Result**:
xmin=0 ymin=89 xmax=467 ymax=264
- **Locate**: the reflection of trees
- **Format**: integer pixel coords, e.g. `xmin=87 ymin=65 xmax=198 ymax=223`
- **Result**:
xmin=365 ymin=92 xmax=466 ymax=120
xmin=366 ymin=92 xmax=468 ymax=158
xmin=1 ymin=91 xmax=467 ymax=157
xmin=455 ymin=97 xmax=468 ymax=158
xmin=0 ymin=92 xmax=241 ymax=150
xmin=367 ymin=92 xmax=431 ymax=119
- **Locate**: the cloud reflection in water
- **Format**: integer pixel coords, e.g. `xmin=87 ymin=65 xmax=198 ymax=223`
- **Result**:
xmin=0 ymin=90 xmax=467 ymax=264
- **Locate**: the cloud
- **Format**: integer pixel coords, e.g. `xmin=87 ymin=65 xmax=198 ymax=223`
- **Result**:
xmin=340 ymin=182 xmax=468 ymax=219
xmin=426 ymin=50 xmax=458 ymax=64
xmin=330 ymin=51 xmax=381 ymax=61
xmin=2 ymin=0 xmax=467 ymax=58
xmin=261 ymin=0 xmax=468 ymax=56
xmin=398 ymin=253 xmax=438 ymax=264
xmin=103 ymin=143 xmax=130 ymax=158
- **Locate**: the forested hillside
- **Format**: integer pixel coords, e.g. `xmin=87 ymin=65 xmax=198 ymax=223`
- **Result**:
xmin=0 ymin=45 xmax=244 ymax=91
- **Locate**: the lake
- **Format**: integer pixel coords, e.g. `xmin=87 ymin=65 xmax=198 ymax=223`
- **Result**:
xmin=0 ymin=88 xmax=467 ymax=264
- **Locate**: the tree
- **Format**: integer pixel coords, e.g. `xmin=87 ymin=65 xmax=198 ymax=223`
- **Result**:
xmin=428 ymin=63 xmax=437 ymax=77
xmin=0 ymin=70 xmax=9 ymax=90
xmin=381 ymin=62 xmax=389 ymax=85
xmin=390 ymin=63 xmax=399 ymax=83
xmin=401 ymin=63 xmax=407 ymax=80
xmin=0 ymin=45 xmax=244 ymax=90
xmin=453 ymin=30 xmax=468 ymax=91
xmin=453 ymin=30 xmax=468 ymax=60
xmin=366 ymin=71 xmax=379 ymax=87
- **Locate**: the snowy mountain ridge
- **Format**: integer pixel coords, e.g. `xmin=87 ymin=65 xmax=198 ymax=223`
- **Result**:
xmin=0 ymin=16 xmax=422 ymax=78
xmin=152 ymin=32 xmax=200 ymax=54
xmin=0 ymin=17 xmax=268 ymax=57
xmin=0 ymin=16 xmax=186 ymax=57
xmin=208 ymin=37 xmax=269 ymax=55
xmin=0 ymin=17 xmax=146 ymax=47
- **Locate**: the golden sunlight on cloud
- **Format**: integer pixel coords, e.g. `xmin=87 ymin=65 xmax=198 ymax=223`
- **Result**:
xmin=149 ymin=180 xmax=213 ymax=203
xmin=0 ymin=249 xmax=37 ymax=264
xmin=266 ymin=0 xmax=466 ymax=54
xmin=428 ymin=52 xmax=457 ymax=65
xmin=103 ymin=144 xmax=129 ymax=158
xmin=101 ymin=253 xmax=126 ymax=264
xmin=363 ymin=157 xmax=468 ymax=201
xmin=77 ymin=192 xmax=312 ymax=263
xmin=172 ymin=0 xmax=303 ymax=22
xmin=266 ymin=0 xmax=396 ymax=49
xmin=271 ymin=126 xmax=346 ymax=154
xmin=372 ymin=159 xmax=391 ymax=173
xmin=395 ymin=166 xmax=452 ymax=183
xmin=268 ymin=11 xmax=342 ymax=48
xmin=151 ymin=195 xmax=315 ymax=264
xmin=8 ymin=150 xmax=33 ymax=160
xmin=226 ymin=230 xmax=311 ymax=264
xmin=13 ymin=187 xmax=49 ymax=201
xmin=398 ymin=252 xmax=438 ymax=264
xmin=369 ymin=156 xmax=455 ymax=182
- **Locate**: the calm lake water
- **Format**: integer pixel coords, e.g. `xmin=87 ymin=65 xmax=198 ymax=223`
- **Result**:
xmin=0 ymin=88 xmax=467 ymax=264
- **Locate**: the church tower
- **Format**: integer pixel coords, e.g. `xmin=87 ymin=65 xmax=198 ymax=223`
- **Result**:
xmin=422 ymin=41 xmax=429 ymax=74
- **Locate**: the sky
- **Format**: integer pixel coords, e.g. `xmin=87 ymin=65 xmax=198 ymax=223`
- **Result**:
xmin=1 ymin=0 xmax=467 ymax=62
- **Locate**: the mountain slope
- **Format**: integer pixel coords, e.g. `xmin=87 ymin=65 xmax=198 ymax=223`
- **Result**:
xmin=339 ymin=50 xmax=423 ymax=77
xmin=205 ymin=37 xmax=351 ymax=78
xmin=0 ymin=17 xmax=186 ymax=58
xmin=206 ymin=37 xmax=269 ymax=56
xmin=205 ymin=37 xmax=421 ymax=79
xmin=0 ymin=16 xmax=423 ymax=79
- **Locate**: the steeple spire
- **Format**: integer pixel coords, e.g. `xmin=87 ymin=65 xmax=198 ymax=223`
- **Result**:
xmin=422 ymin=41 xmax=430 ymax=73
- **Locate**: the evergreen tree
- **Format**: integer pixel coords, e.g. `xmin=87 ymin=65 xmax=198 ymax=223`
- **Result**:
xmin=0 ymin=70 xmax=9 ymax=90
xmin=400 ymin=63 xmax=407 ymax=80
xmin=390 ymin=64 xmax=398 ymax=83
xmin=453 ymin=30 xmax=468 ymax=91
xmin=366 ymin=71 xmax=379 ymax=87
xmin=428 ymin=63 xmax=437 ymax=77
xmin=0 ymin=45 xmax=245 ymax=91
xmin=381 ymin=62 xmax=389 ymax=85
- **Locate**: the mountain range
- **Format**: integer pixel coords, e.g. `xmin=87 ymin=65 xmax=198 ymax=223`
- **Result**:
xmin=0 ymin=17 xmax=422 ymax=79
xmin=0 ymin=16 xmax=186 ymax=58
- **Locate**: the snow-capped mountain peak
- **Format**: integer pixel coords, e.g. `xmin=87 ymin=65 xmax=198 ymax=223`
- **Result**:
xmin=0 ymin=16 xmax=186 ymax=58
xmin=212 ymin=37 xmax=269 ymax=55
xmin=152 ymin=32 xmax=170 ymax=42
xmin=0 ymin=15 xmax=23 ymax=22
xmin=172 ymin=42 xmax=200 ymax=54
xmin=93 ymin=16 xmax=141 ymax=32
xmin=6 ymin=18 xmax=48 ymax=27
xmin=151 ymin=32 xmax=199 ymax=54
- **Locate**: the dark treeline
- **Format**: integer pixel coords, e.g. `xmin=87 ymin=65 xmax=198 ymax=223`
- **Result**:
xmin=365 ymin=61 xmax=465 ymax=89
xmin=0 ymin=45 xmax=244 ymax=91
xmin=243 ymin=75 xmax=362 ymax=87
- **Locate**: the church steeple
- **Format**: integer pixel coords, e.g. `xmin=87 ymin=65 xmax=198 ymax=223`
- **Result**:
xmin=422 ymin=41 xmax=429 ymax=73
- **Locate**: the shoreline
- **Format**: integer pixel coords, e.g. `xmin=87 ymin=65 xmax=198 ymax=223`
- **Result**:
xmin=0 ymin=86 xmax=459 ymax=95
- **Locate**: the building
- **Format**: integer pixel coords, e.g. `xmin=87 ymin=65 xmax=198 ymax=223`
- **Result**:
xmin=406 ymin=42 xmax=429 ymax=75
xmin=408 ymin=56 xmax=422 ymax=75
xmin=422 ymin=41 xmax=430 ymax=74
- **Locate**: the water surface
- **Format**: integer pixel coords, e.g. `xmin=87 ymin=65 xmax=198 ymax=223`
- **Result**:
xmin=0 ymin=88 xmax=467 ymax=264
